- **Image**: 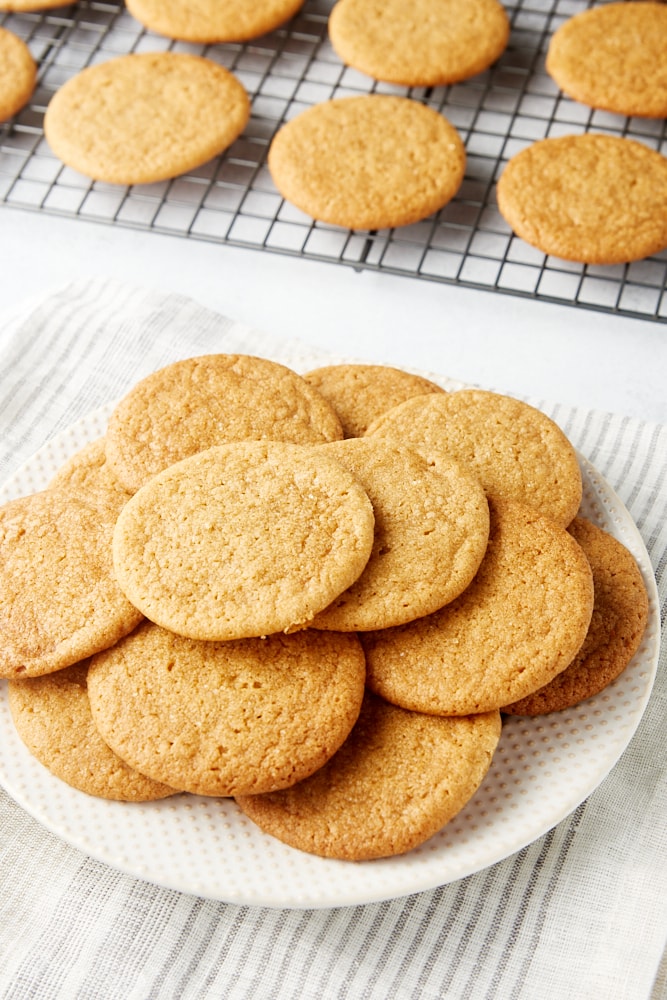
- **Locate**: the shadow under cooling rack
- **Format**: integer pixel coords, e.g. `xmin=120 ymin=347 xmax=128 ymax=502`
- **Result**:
xmin=2 ymin=0 xmax=666 ymax=323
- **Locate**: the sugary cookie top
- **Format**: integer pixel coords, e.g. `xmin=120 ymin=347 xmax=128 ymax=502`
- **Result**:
xmin=105 ymin=353 xmax=344 ymax=493
xmin=87 ymin=622 xmax=366 ymax=797
xmin=329 ymin=0 xmax=510 ymax=86
xmin=112 ymin=441 xmax=375 ymax=640
xmin=546 ymin=1 xmax=667 ymax=118
xmin=0 ymin=26 xmax=36 ymax=122
xmin=125 ymin=0 xmax=305 ymax=42
xmin=362 ymin=497 xmax=595 ymax=715
xmin=308 ymin=438 xmax=489 ymax=630
xmin=496 ymin=133 xmax=667 ymax=265
xmin=44 ymin=52 xmax=249 ymax=184
xmin=366 ymin=388 xmax=582 ymax=527
xmin=0 ymin=489 xmax=143 ymax=678
xmin=303 ymin=363 xmax=446 ymax=438
xmin=236 ymin=692 xmax=502 ymax=860
xmin=268 ymin=95 xmax=466 ymax=231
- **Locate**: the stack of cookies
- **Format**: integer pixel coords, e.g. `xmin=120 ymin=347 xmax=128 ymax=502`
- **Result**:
xmin=0 ymin=355 xmax=649 ymax=861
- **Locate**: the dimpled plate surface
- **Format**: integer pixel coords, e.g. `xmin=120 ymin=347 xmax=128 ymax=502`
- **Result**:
xmin=0 ymin=371 xmax=660 ymax=909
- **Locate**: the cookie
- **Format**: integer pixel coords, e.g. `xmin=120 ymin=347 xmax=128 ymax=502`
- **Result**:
xmin=303 ymin=363 xmax=445 ymax=438
xmin=268 ymin=95 xmax=466 ymax=231
xmin=329 ymin=0 xmax=510 ymax=87
xmin=0 ymin=489 xmax=143 ymax=679
xmin=43 ymin=52 xmax=249 ymax=185
xmin=112 ymin=441 xmax=375 ymax=641
xmin=496 ymin=133 xmax=667 ymax=265
xmin=308 ymin=439 xmax=489 ymax=630
xmin=546 ymin=2 xmax=667 ymax=119
xmin=0 ymin=0 xmax=72 ymax=10
xmin=236 ymin=692 xmax=502 ymax=860
xmin=362 ymin=497 xmax=595 ymax=716
xmin=503 ymin=517 xmax=649 ymax=715
xmin=87 ymin=621 xmax=366 ymax=797
xmin=365 ymin=388 xmax=582 ymax=527
xmin=0 ymin=26 xmax=36 ymax=123
xmin=125 ymin=0 xmax=304 ymax=42
xmin=8 ymin=662 xmax=176 ymax=801
xmin=105 ymin=354 xmax=344 ymax=493
xmin=49 ymin=437 xmax=131 ymax=509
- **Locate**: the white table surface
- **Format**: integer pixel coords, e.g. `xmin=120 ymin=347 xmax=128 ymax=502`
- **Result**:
xmin=2 ymin=205 xmax=666 ymax=425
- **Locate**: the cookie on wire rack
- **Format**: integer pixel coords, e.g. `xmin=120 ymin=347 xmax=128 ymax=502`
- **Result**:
xmin=0 ymin=26 xmax=36 ymax=122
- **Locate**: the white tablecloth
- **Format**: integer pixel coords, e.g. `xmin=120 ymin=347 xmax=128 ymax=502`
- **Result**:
xmin=0 ymin=278 xmax=664 ymax=999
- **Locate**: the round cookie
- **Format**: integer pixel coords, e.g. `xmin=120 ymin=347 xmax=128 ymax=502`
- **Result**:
xmin=496 ymin=133 xmax=667 ymax=265
xmin=0 ymin=26 xmax=36 ymax=123
xmin=87 ymin=622 xmax=367 ymax=797
xmin=503 ymin=517 xmax=649 ymax=715
xmin=125 ymin=0 xmax=304 ymax=42
xmin=112 ymin=441 xmax=375 ymax=641
xmin=329 ymin=0 xmax=510 ymax=87
xmin=365 ymin=388 xmax=582 ymax=527
xmin=361 ymin=497 xmax=595 ymax=716
xmin=43 ymin=52 xmax=249 ymax=185
xmin=0 ymin=489 xmax=143 ymax=679
xmin=236 ymin=692 xmax=502 ymax=860
xmin=308 ymin=439 xmax=489 ymax=631
xmin=546 ymin=2 xmax=667 ymax=119
xmin=49 ymin=437 xmax=131 ymax=509
xmin=105 ymin=353 xmax=344 ymax=493
xmin=8 ymin=662 xmax=176 ymax=801
xmin=268 ymin=95 xmax=466 ymax=231
xmin=302 ymin=363 xmax=446 ymax=438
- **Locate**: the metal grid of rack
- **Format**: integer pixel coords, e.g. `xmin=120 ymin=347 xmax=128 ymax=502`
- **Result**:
xmin=2 ymin=0 xmax=666 ymax=322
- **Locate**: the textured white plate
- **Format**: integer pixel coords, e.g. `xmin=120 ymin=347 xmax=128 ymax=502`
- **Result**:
xmin=0 ymin=395 xmax=660 ymax=910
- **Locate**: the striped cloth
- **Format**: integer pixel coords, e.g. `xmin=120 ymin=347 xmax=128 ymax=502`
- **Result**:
xmin=0 ymin=279 xmax=665 ymax=1000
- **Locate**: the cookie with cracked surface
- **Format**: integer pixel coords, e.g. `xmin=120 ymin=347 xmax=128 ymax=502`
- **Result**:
xmin=44 ymin=52 xmax=249 ymax=184
xmin=329 ymin=0 xmax=510 ymax=87
xmin=302 ymin=363 xmax=446 ymax=438
xmin=496 ymin=133 xmax=667 ymax=265
xmin=105 ymin=353 xmax=344 ymax=493
xmin=87 ymin=621 xmax=366 ymax=797
xmin=365 ymin=388 xmax=582 ymax=527
xmin=125 ymin=0 xmax=304 ymax=42
xmin=268 ymin=95 xmax=466 ymax=231
xmin=0 ymin=489 xmax=143 ymax=679
xmin=236 ymin=691 xmax=502 ymax=860
xmin=308 ymin=438 xmax=489 ymax=631
xmin=361 ymin=498 xmax=594 ymax=716
xmin=49 ymin=437 xmax=132 ymax=509
xmin=0 ymin=26 xmax=36 ymax=123
xmin=8 ymin=662 xmax=177 ymax=801
xmin=546 ymin=2 xmax=667 ymax=119
xmin=503 ymin=516 xmax=650 ymax=715
xmin=112 ymin=440 xmax=375 ymax=640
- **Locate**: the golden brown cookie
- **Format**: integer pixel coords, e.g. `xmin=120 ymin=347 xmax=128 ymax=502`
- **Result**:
xmin=308 ymin=439 xmax=489 ymax=630
xmin=112 ymin=441 xmax=375 ymax=641
xmin=365 ymin=388 xmax=582 ymax=527
xmin=503 ymin=517 xmax=649 ymax=715
xmin=329 ymin=0 xmax=510 ymax=87
xmin=105 ymin=354 xmax=344 ymax=494
xmin=268 ymin=95 xmax=466 ymax=230
xmin=87 ymin=621 xmax=366 ymax=797
xmin=0 ymin=0 xmax=75 ymax=8
xmin=362 ymin=498 xmax=595 ymax=716
xmin=125 ymin=0 xmax=304 ymax=42
xmin=49 ymin=438 xmax=131 ymax=509
xmin=236 ymin=691 xmax=502 ymax=860
xmin=496 ymin=133 xmax=667 ymax=265
xmin=43 ymin=52 xmax=249 ymax=185
xmin=0 ymin=489 xmax=143 ymax=679
xmin=302 ymin=364 xmax=446 ymax=438
xmin=546 ymin=2 xmax=667 ymax=119
xmin=8 ymin=662 xmax=176 ymax=801
xmin=0 ymin=26 xmax=36 ymax=123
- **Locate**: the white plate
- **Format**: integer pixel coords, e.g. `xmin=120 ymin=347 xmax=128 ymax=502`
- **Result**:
xmin=0 ymin=396 xmax=660 ymax=910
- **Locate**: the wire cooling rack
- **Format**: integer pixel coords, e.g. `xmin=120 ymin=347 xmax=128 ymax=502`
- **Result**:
xmin=2 ymin=0 xmax=666 ymax=322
